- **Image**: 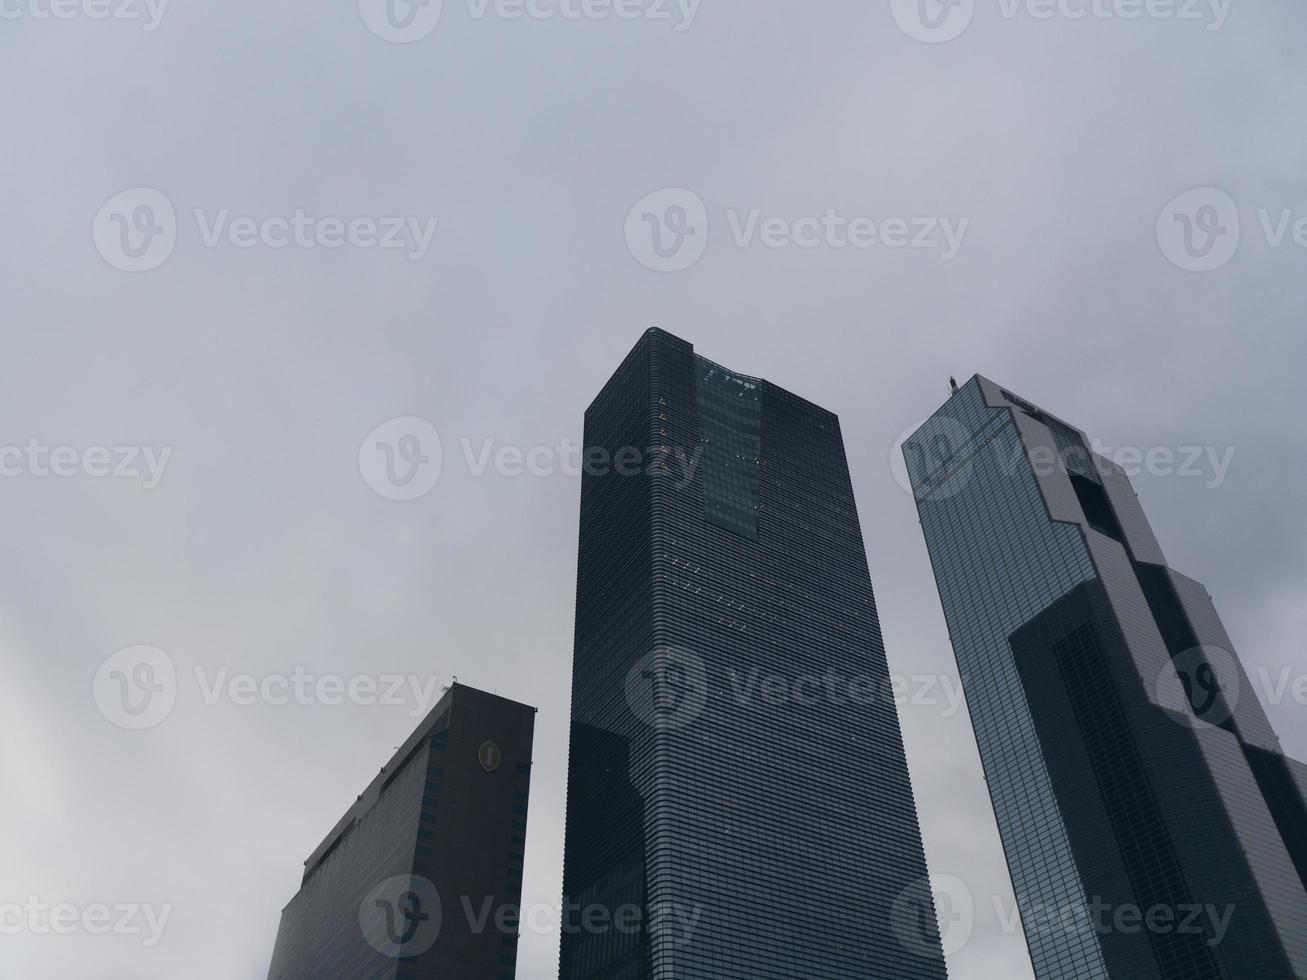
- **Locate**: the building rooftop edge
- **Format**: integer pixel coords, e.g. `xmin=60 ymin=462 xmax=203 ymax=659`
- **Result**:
xmin=293 ymin=682 xmax=536 ymax=878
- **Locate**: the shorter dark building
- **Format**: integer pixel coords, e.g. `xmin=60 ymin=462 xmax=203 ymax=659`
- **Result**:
xmin=267 ymin=684 xmax=536 ymax=980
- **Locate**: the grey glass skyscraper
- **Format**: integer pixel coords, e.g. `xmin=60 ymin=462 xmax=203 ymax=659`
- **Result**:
xmin=267 ymin=684 xmax=535 ymax=980
xmin=559 ymin=328 xmax=948 ymax=979
xmin=905 ymin=376 xmax=1307 ymax=979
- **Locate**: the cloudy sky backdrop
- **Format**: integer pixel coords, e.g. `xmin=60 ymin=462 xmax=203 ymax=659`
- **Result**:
xmin=2 ymin=1 xmax=1305 ymax=977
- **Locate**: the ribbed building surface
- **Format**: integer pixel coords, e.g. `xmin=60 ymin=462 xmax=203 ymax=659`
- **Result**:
xmin=906 ymin=376 xmax=1307 ymax=980
xmin=560 ymin=328 xmax=948 ymax=979
xmin=267 ymin=684 xmax=535 ymax=980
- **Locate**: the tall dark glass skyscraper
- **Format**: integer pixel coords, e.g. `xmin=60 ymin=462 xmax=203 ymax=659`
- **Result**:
xmin=267 ymin=684 xmax=536 ymax=980
xmin=560 ymin=328 xmax=948 ymax=979
xmin=905 ymin=376 xmax=1307 ymax=979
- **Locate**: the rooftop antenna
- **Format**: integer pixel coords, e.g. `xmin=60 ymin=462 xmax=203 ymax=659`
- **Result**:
xmin=949 ymin=376 xmax=960 ymax=395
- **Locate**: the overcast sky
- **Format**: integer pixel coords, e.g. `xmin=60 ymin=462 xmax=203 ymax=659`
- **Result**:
xmin=3 ymin=2 xmax=1305 ymax=978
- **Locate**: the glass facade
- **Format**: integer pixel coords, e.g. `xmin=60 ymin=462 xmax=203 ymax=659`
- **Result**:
xmin=267 ymin=685 xmax=536 ymax=980
xmin=560 ymin=329 xmax=948 ymax=979
xmin=905 ymin=376 xmax=1307 ymax=980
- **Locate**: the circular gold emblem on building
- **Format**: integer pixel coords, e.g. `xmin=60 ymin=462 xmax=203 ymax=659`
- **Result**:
xmin=478 ymin=741 xmax=502 ymax=774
